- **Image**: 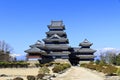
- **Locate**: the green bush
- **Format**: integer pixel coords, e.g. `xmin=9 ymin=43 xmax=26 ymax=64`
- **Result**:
xmin=0 ymin=61 xmax=29 ymax=68
xmin=99 ymin=60 xmax=106 ymax=66
xmin=35 ymin=63 xmax=53 ymax=67
xmin=38 ymin=66 xmax=50 ymax=74
xmin=60 ymin=63 xmax=71 ymax=69
xmin=52 ymin=65 xmax=64 ymax=73
xmin=52 ymin=63 xmax=71 ymax=73
xmin=80 ymin=63 xmax=87 ymax=67
xmin=27 ymin=75 xmax=35 ymax=80
xmin=36 ymin=74 xmax=45 ymax=80
xmin=44 ymin=62 xmax=53 ymax=67
xmin=116 ymin=68 xmax=120 ymax=76
xmin=52 ymin=62 xmax=60 ymax=65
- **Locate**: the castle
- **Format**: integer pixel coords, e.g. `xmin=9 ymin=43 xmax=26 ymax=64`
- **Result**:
xmin=25 ymin=21 xmax=96 ymax=65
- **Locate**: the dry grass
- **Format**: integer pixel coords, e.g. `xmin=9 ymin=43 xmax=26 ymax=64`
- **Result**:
xmin=0 ymin=68 xmax=39 ymax=80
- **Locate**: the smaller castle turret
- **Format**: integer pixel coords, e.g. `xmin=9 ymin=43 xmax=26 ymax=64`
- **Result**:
xmin=76 ymin=39 xmax=96 ymax=63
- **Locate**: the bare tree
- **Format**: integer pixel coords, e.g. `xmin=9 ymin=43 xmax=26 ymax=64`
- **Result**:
xmin=99 ymin=50 xmax=106 ymax=62
xmin=0 ymin=40 xmax=13 ymax=53
xmin=0 ymin=40 xmax=13 ymax=61
xmin=105 ymin=52 xmax=116 ymax=64
xmin=99 ymin=49 xmax=117 ymax=64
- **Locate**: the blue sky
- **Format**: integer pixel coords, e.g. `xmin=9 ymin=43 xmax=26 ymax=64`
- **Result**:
xmin=0 ymin=0 xmax=120 ymax=59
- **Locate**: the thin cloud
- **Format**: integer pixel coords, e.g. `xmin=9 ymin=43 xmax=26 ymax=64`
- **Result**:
xmin=10 ymin=53 xmax=25 ymax=57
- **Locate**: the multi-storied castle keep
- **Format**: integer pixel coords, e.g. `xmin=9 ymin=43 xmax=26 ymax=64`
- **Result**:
xmin=25 ymin=21 xmax=96 ymax=65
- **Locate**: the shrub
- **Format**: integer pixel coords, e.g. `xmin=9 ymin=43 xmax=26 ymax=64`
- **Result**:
xmin=87 ymin=64 xmax=96 ymax=70
xmin=44 ymin=62 xmax=53 ymax=67
xmin=13 ymin=77 xmax=23 ymax=80
xmin=89 ymin=61 xmax=94 ymax=65
xmin=102 ymin=65 xmax=117 ymax=76
xmin=95 ymin=59 xmax=100 ymax=65
xmin=95 ymin=65 xmax=104 ymax=72
xmin=27 ymin=75 xmax=35 ymax=80
xmin=36 ymin=74 xmax=45 ymax=80
xmin=60 ymin=63 xmax=71 ymax=69
xmin=35 ymin=63 xmax=41 ymax=67
xmin=52 ymin=63 xmax=71 ymax=73
xmin=80 ymin=63 xmax=87 ymax=67
xmin=0 ymin=61 xmax=29 ymax=68
xmin=116 ymin=68 xmax=120 ymax=76
xmin=99 ymin=60 xmax=106 ymax=66
xmin=38 ymin=66 xmax=50 ymax=74
xmin=52 ymin=62 xmax=60 ymax=65
xmin=52 ymin=65 xmax=64 ymax=73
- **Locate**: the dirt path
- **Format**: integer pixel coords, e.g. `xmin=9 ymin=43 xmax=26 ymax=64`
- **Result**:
xmin=53 ymin=66 xmax=105 ymax=80
xmin=0 ymin=67 xmax=105 ymax=80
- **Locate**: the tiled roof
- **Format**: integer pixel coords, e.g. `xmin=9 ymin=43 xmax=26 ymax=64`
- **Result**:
xmin=25 ymin=47 xmax=45 ymax=53
xmin=79 ymin=39 xmax=93 ymax=47
xmin=46 ymin=31 xmax=66 ymax=36
xmin=30 ymin=40 xmax=44 ymax=48
xmin=45 ymin=44 xmax=69 ymax=50
xmin=51 ymin=21 xmax=63 ymax=26
xmin=48 ymin=21 xmax=65 ymax=30
xmin=78 ymin=48 xmax=96 ymax=53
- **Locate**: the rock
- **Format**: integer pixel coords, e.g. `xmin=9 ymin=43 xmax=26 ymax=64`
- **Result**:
xmin=0 ymin=74 xmax=8 ymax=77
xmin=43 ymin=75 xmax=51 ymax=80
xmin=51 ymin=74 xmax=56 ymax=78
xmin=13 ymin=77 xmax=24 ymax=80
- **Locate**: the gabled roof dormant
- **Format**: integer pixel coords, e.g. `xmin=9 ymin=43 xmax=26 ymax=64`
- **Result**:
xmin=50 ymin=34 xmax=61 ymax=39
xmin=25 ymin=47 xmax=45 ymax=54
xmin=79 ymin=39 xmax=93 ymax=47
